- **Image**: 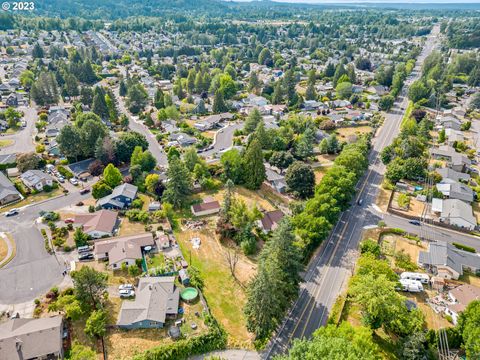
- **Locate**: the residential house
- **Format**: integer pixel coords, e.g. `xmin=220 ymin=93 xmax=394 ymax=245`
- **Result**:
xmin=194 ymin=112 xmax=233 ymax=131
xmin=436 ymin=167 xmax=470 ymax=183
xmin=0 ymin=316 xmax=65 ymax=360
xmin=430 ymin=146 xmax=471 ymax=172
xmin=67 ymin=158 xmax=96 ymax=180
xmin=117 ymin=277 xmax=179 ymax=329
xmin=45 ymin=113 xmax=69 ymax=138
xmin=436 ymin=179 xmax=474 ymax=203
xmin=97 ymin=183 xmax=138 ymax=210
xmin=265 ymin=166 xmax=287 ymax=193
xmin=445 ymin=128 xmax=464 ymax=146
xmin=74 ymin=210 xmax=119 ymax=239
xmin=93 ymin=232 xmax=155 ymax=269
xmin=191 ymin=197 xmax=221 ymax=217
xmin=259 ymin=209 xmax=284 ymax=232
xmin=20 ymin=170 xmax=54 ymax=191
xmin=439 ymin=199 xmax=476 ymax=230
xmin=418 ymin=241 xmax=480 ymax=280
xmin=0 ymin=171 xmax=22 ymax=205
xmin=439 ymin=116 xmax=462 ymax=131
xmin=445 ymin=284 xmax=480 ymax=324
xmin=169 ymin=132 xmax=197 ymax=147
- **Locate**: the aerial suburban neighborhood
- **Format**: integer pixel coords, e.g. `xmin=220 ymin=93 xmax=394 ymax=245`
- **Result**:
xmin=0 ymin=1 xmax=480 ymax=360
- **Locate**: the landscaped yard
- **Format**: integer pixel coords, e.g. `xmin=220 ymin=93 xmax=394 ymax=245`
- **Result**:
xmin=175 ymin=224 xmax=256 ymax=348
xmin=0 ymin=234 xmax=9 ymax=263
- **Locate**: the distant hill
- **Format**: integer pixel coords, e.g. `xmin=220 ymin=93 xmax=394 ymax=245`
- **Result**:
xmin=35 ymin=0 xmax=230 ymax=19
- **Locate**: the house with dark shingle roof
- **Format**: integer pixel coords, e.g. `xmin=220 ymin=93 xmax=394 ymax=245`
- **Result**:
xmin=0 ymin=172 xmax=22 ymax=206
xmin=191 ymin=197 xmax=220 ymax=217
xmin=97 ymin=183 xmax=138 ymax=210
xmin=0 ymin=316 xmax=64 ymax=360
xmin=117 ymin=277 xmax=179 ymax=329
xmin=418 ymin=242 xmax=480 ymax=280
xmin=259 ymin=209 xmax=284 ymax=232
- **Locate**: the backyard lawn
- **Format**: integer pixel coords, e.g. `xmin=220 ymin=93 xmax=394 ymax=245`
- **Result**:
xmin=176 ymin=225 xmax=256 ymax=348
xmin=0 ymin=139 xmax=14 ymax=148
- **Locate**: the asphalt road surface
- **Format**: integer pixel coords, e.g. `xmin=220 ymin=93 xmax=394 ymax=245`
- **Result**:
xmin=0 ymin=106 xmax=37 ymax=155
xmin=113 ymin=86 xmax=169 ymax=167
xmin=0 ymin=190 xmax=91 ymax=304
xmin=264 ymin=25 xmax=443 ymax=358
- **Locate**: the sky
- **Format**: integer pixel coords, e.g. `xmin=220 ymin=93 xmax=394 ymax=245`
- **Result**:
xmin=237 ymin=0 xmax=480 ymax=3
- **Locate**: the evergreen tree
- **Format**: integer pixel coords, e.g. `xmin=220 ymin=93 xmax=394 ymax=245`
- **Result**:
xmin=244 ymin=108 xmax=262 ymax=133
xmin=119 ymin=80 xmax=127 ymax=97
xmin=243 ymin=139 xmax=265 ymax=190
xmin=163 ymin=156 xmax=192 ymax=209
xmin=248 ymin=71 xmax=261 ymax=94
xmin=213 ymin=90 xmax=227 ymax=113
xmin=283 ymin=69 xmax=298 ymax=106
xmin=154 ymin=88 xmax=165 ymax=109
xmin=32 ymin=43 xmax=44 ymax=59
xmin=272 ymin=79 xmax=284 ymax=104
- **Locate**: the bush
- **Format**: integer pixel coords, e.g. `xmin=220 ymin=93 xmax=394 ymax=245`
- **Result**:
xmin=131 ymin=198 xmax=144 ymax=209
xmin=57 ymin=165 xmax=74 ymax=179
xmin=452 ymin=242 xmax=476 ymax=253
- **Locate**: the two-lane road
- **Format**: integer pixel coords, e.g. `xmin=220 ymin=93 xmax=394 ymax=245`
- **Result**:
xmin=264 ymin=25 xmax=443 ymax=358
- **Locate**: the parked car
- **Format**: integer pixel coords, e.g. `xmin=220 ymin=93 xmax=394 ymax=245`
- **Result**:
xmin=118 ymin=284 xmax=134 ymax=291
xmin=77 ymin=245 xmax=91 ymax=254
xmin=64 ymin=218 xmax=75 ymax=224
xmin=79 ymin=188 xmax=91 ymax=195
xmin=69 ymin=178 xmax=79 ymax=186
xmin=357 ymin=198 xmax=364 ymax=206
xmin=57 ymin=176 xmax=65 ymax=183
xmin=76 ymin=201 xmax=84 ymax=206
xmin=409 ymin=220 xmax=421 ymax=226
xmin=5 ymin=209 xmax=19 ymax=217
xmin=78 ymin=253 xmax=94 ymax=261
xmin=119 ymin=289 xmax=135 ymax=298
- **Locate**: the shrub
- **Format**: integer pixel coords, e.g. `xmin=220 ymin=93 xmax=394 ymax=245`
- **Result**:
xmin=57 ymin=165 xmax=74 ymax=179
xmin=452 ymin=242 xmax=476 ymax=253
xmin=132 ymin=315 xmax=227 ymax=360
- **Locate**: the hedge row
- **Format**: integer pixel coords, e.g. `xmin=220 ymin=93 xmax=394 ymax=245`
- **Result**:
xmin=132 ymin=315 xmax=227 ymax=360
xmin=452 ymin=242 xmax=476 ymax=253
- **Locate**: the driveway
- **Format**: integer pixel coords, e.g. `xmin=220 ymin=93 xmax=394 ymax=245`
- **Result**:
xmin=202 ymin=122 xmax=244 ymax=159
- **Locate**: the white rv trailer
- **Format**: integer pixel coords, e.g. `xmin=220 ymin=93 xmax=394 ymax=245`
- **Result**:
xmin=399 ymin=279 xmax=424 ymax=293
xmin=400 ymin=272 xmax=430 ymax=284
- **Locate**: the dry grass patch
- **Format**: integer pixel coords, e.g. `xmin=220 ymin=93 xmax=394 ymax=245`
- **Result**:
xmin=119 ymin=219 xmax=147 ymax=236
xmin=393 ymin=237 xmax=426 ymax=264
xmin=211 ymin=186 xmax=275 ymax=212
xmin=376 ymin=187 xmax=391 ymax=213
xmin=0 ymin=236 xmax=8 ymax=262
xmin=336 ymin=126 xmax=373 ymax=141
xmin=176 ymin=225 xmax=256 ymax=348
xmin=404 ymin=291 xmax=453 ymax=330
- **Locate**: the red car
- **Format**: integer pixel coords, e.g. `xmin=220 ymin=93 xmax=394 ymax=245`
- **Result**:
xmin=64 ymin=218 xmax=75 ymax=224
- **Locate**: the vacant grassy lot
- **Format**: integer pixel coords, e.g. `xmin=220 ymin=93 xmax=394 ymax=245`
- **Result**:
xmin=336 ymin=125 xmax=373 ymax=141
xmin=176 ymin=225 xmax=256 ymax=348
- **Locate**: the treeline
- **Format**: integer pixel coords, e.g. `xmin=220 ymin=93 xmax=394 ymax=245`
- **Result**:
xmin=293 ymin=136 xmax=370 ymax=258
xmin=243 ymin=137 xmax=371 ymax=343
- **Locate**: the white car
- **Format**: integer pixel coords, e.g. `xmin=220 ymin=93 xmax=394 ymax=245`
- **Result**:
xmin=69 ymin=178 xmax=79 ymax=186
xmin=5 ymin=209 xmax=19 ymax=217
xmin=118 ymin=284 xmax=134 ymax=291
xmin=119 ymin=289 xmax=135 ymax=298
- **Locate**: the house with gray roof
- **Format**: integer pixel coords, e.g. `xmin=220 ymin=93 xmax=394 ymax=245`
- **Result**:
xmin=20 ymin=170 xmax=54 ymax=191
xmin=265 ymin=165 xmax=287 ymax=193
xmin=436 ymin=167 xmax=470 ymax=183
xmin=0 ymin=172 xmax=22 ymax=206
xmin=439 ymin=199 xmax=476 ymax=230
xmin=430 ymin=145 xmax=471 ymax=172
xmin=97 ymin=183 xmax=138 ymax=210
xmin=439 ymin=116 xmax=462 ymax=131
xmin=117 ymin=277 xmax=179 ymax=329
xmin=0 ymin=316 xmax=64 ymax=360
xmin=436 ymin=179 xmax=474 ymax=203
xmin=418 ymin=242 xmax=480 ymax=280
